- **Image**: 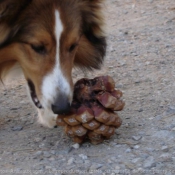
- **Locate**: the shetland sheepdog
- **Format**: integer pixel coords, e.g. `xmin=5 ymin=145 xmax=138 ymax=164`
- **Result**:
xmin=0 ymin=0 xmax=106 ymax=128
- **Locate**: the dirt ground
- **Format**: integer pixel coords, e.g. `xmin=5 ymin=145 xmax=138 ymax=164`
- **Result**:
xmin=0 ymin=0 xmax=175 ymax=175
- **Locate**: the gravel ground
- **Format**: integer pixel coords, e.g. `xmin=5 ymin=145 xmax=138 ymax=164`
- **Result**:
xmin=0 ymin=0 xmax=175 ymax=175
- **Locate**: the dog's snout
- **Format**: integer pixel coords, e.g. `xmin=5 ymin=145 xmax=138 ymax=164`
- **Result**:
xmin=51 ymin=95 xmax=71 ymax=114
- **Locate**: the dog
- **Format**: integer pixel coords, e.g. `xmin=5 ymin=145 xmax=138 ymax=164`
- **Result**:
xmin=0 ymin=0 xmax=106 ymax=128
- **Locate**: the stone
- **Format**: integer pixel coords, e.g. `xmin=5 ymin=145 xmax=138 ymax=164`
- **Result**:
xmin=90 ymin=164 xmax=103 ymax=170
xmin=159 ymin=153 xmax=172 ymax=162
xmin=78 ymin=154 xmax=88 ymax=160
xmin=132 ymin=158 xmax=141 ymax=164
xmin=45 ymin=166 xmax=52 ymax=170
xmin=67 ymin=157 xmax=75 ymax=165
xmin=166 ymin=106 xmax=175 ymax=115
xmin=107 ymin=159 xmax=112 ymax=164
xmin=115 ymin=166 xmax=120 ymax=170
xmin=33 ymin=151 xmax=43 ymax=157
xmin=143 ymin=156 xmax=156 ymax=168
xmin=50 ymin=150 xmax=56 ymax=155
xmin=161 ymin=146 xmax=169 ymax=152
xmin=133 ymin=145 xmax=140 ymax=149
xmin=72 ymin=143 xmax=80 ymax=149
xmin=84 ymin=160 xmax=90 ymax=164
xmin=49 ymin=157 xmax=55 ymax=161
xmin=132 ymin=136 xmax=142 ymax=141
xmin=138 ymin=108 xmax=143 ymax=112
xmin=12 ymin=126 xmax=23 ymax=131
xmin=125 ymin=148 xmax=132 ymax=153
xmin=34 ymin=137 xmax=43 ymax=142
xmin=115 ymin=84 xmax=123 ymax=88
xmin=43 ymin=151 xmax=51 ymax=158
xmin=35 ymin=165 xmax=45 ymax=171
xmin=140 ymin=154 xmax=149 ymax=159
xmin=146 ymin=148 xmax=155 ymax=152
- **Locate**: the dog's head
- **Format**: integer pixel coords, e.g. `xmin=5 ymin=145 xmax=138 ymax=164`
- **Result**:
xmin=0 ymin=0 xmax=106 ymax=127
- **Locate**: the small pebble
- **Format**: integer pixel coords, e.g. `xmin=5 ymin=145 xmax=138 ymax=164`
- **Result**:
xmin=146 ymin=148 xmax=155 ymax=152
xmin=12 ymin=126 xmax=23 ymax=131
xmin=115 ymin=166 xmax=120 ymax=170
xmin=43 ymin=151 xmax=51 ymax=158
xmin=50 ymin=150 xmax=56 ymax=155
xmin=49 ymin=157 xmax=55 ymax=161
xmin=74 ymin=159 xmax=83 ymax=164
xmin=166 ymin=106 xmax=175 ymax=115
xmin=34 ymin=137 xmax=43 ymax=142
xmin=138 ymin=108 xmax=143 ymax=112
xmin=34 ymin=165 xmax=44 ymax=171
xmin=125 ymin=148 xmax=132 ymax=153
xmin=84 ymin=160 xmax=90 ymax=164
xmin=39 ymin=143 xmax=45 ymax=148
xmin=159 ymin=153 xmax=172 ymax=162
xmin=79 ymin=154 xmax=88 ymax=160
xmin=72 ymin=143 xmax=80 ymax=149
xmin=67 ymin=157 xmax=75 ymax=165
xmin=110 ymin=156 xmax=118 ymax=162
xmin=133 ymin=145 xmax=140 ymax=149
xmin=132 ymin=158 xmax=141 ymax=163
xmin=140 ymin=153 xmax=149 ymax=159
xmin=143 ymin=156 xmax=156 ymax=168
xmin=161 ymin=146 xmax=169 ymax=152
xmin=45 ymin=166 xmax=52 ymax=170
xmin=90 ymin=164 xmax=103 ymax=170
xmin=115 ymin=84 xmax=123 ymax=88
xmin=10 ymin=107 xmax=20 ymax=110
xmin=33 ymin=151 xmax=43 ymax=157
xmin=100 ymin=165 xmax=108 ymax=171
xmin=107 ymin=159 xmax=112 ymax=164
xmin=132 ymin=136 xmax=142 ymax=141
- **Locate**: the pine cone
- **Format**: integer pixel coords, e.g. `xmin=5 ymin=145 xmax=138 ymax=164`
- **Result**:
xmin=56 ymin=76 xmax=125 ymax=144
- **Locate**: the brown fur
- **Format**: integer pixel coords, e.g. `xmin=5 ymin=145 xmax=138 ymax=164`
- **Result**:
xmin=0 ymin=0 xmax=106 ymax=112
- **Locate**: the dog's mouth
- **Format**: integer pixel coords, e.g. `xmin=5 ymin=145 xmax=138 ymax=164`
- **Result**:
xmin=27 ymin=80 xmax=42 ymax=109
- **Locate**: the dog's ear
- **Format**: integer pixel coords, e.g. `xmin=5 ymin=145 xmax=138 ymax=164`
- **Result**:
xmin=75 ymin=0 xmax=106 ymax=70
xmin=0 ymin=0 xmax=32 ymax=46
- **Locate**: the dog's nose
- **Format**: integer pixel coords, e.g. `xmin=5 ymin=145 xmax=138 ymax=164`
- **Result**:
xmin=51 ymin=95 xmax=71 ymax=114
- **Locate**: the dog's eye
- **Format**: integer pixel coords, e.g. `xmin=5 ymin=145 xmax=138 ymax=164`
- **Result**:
xmin=31 ymin=44 xmax=46 ymax=54
xmin=69 ymin=43 xmax=78 ymax=52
